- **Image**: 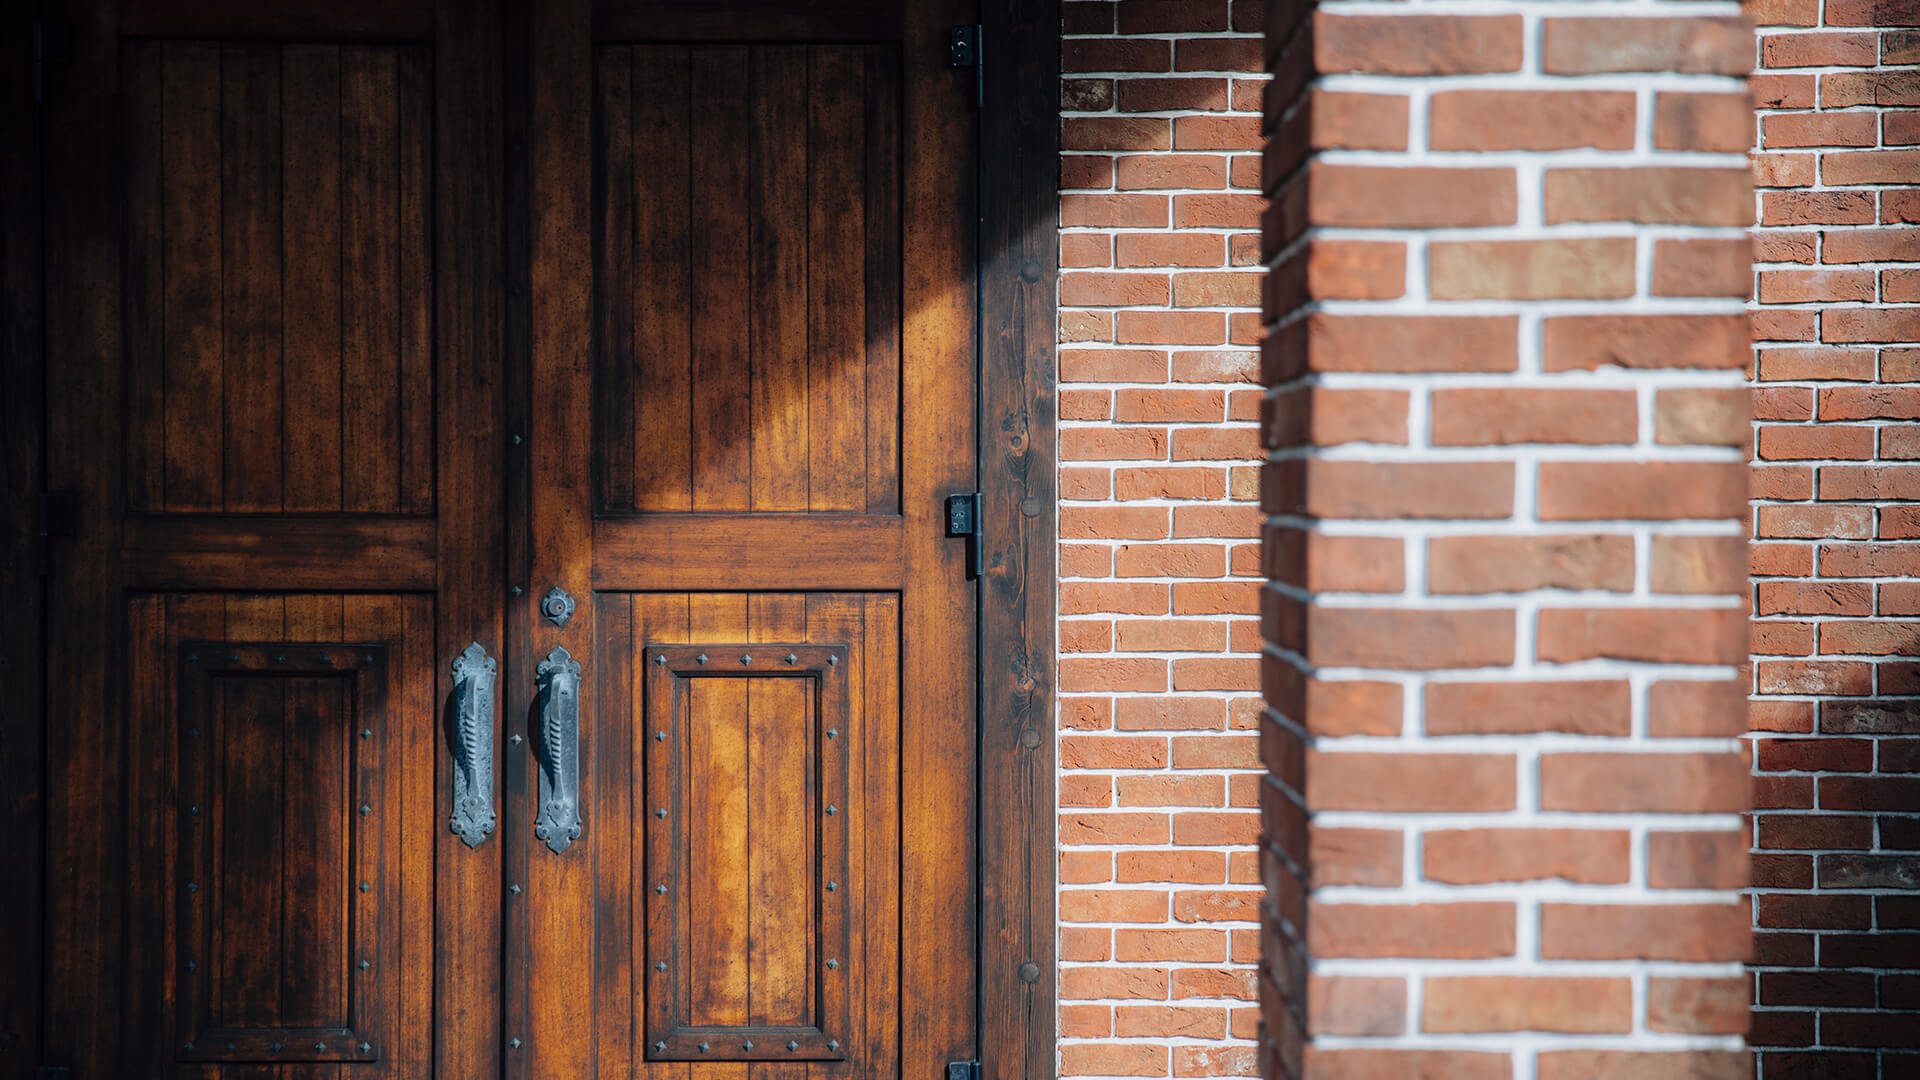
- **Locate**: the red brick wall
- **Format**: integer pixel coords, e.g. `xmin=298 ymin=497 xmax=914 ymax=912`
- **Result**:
xmin=1256 ymin=1 xmax=1756 ymax=1077
xmin=1056 ymin=2 xmax=1270 ymax=1076
xmin=1748 ymin=0 xmax=1920 ymax=1073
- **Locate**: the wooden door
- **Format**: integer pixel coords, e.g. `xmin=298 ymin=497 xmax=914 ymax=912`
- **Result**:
xmin=40 ymin=1 xmax=506 ymax=1078
xmin=511 ymin=2 xmax=981 ymax=1079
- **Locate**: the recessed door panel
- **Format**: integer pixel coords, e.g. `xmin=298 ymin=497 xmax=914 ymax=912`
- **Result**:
xmin=592 ymin=43 xmax=902 ymax=515
xmin=124 ymin=593 xmax=435 ymax=1078
xmin=123 ymin=40 xmax=433 ymax=515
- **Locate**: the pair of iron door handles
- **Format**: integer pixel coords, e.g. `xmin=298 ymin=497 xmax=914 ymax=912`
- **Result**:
xmin=447 ymin=598 xmax=584 ymax=855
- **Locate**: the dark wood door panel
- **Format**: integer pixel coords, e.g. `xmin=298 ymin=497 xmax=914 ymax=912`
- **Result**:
xmin=592 ymin=593 xmax=902 ymax=1077
xmin=123 ymin=593 xmax=435 ymax=1079
xmin=123 ymin=39 xmax=433 ymax=516
xmin=592 ymin=43 xmax=901 ymax=516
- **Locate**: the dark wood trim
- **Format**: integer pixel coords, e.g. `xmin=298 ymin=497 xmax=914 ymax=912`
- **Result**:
xmin=976 ymin=1 xmax=1059 ymax=1078
xmin=0 ymin=3 xmax=44 ymax=1077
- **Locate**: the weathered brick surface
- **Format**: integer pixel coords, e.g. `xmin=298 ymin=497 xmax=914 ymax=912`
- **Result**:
xmin=1061 ymin=3 xmax=1268 ymax=1075
xmin=1749 ymin=0 xmax=1920 ymax=1074
xmin=1258 ymin=0 xmax=1753 ymax=1077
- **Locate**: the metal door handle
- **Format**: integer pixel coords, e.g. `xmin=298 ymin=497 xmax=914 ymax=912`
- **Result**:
xmin=535 ymin=646 xmax=584 ymax=853
xmin=449 ymin=643 xmax=498 ymax=847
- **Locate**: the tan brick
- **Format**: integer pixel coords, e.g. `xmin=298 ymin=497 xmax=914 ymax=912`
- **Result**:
xmin=1425 ymin=680 xmax=1630 ymax=736
xmin=1429 ymin=90 xmax=1635 ymax=151
xmin=1423 ymin=977 xmax=1632 ymax=1034
xmin=1424 ymin=828 xmax=1631 ymax=885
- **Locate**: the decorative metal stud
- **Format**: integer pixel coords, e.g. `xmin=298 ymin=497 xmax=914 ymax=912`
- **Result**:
xmin=360 ymin=1043 xmax=372 ymax=1054
xmin=186 ymin=882 xmax=197 ymax=893
xmin=740 ymin=653 xmax=752 ymax=665
xmin=827 ymin=728 xmax=839 ymax=739
xmin=655 ymin=1042 xmax=668 ymax=1053
xmin=655 ymin=961 xmax=668 ymax=971
xmin=828 ymin=1040 xmax=839 ymax=1052
xmin=226 ymin=1042 xmax=236 ymax=1052
xmin=183 ymin=1043 xmax=195 ymax=1053
xmin=655 ymin=731 xmax=667 ymax=742
xmin=360 ymin=728 xmax=373 ymax=740
xmin=510 ymin=883 xmax=522 ymax=894
xmin=363 ymin=654 xmax=376 ymax=666
xmin=315 ymin=1043 xmax=327 ymax=1053
xmin=655 ymin=807 xmax=668 ymax=819
xmin=513 ymin=585 xmax=524 ymax=596
xmin=186 ymin=960 xmax=197 ymax=972
xmin=188 ymin=654 xmax=199 ymax=664
xmin=510 ymin=733 xmax=523 ymax=745
xmin=695 ymin=653 xmax=708 ymax=665
xmin=359 ymin=959 xmax=372 ymax=971
xmin=827 ymin=881 xmax=838 ymax=892
xmin=509 ymin=1038 xmax=522 ymax=1049
xmin=742 ymin=1041 xmax=754 ymax=1052
xmin=826 ymin=958 xmax=838 ymax=970
xmin=788 ymin=1041 xmax=800 ymax=1052
xmin=270 ymin=1043 xmax=281 ymax=1054
xmin=360 ymin=804 xmax=372 ymax=816
xmin=655 ymin=655 xmax=667 ymax=666
xmin=656 ymin=884 xmax=667 ymax=894
xmin=540 ymin=586 xmax=576 ymax=627
xmin=785 ymin=653 xmax=798 ymax=665
xmin=359 ymin=881 xmax=371 ymax=893
xmin=229 ymin=654 xmax=241 ymax=663
xmin=189 ymin=805 xmax=199 ymax=815
xmin=188 ymin=727 xmax=200 ymax=738
xmin=827 ymin=654 xmax=838 ymax=666
xmin=698 ymin=1042 xmax=710 ymax=1053
xmin=825 ymin=804 xmax=838 ymax=816
xmin=275 ymin=654 xmax=287 ymax=664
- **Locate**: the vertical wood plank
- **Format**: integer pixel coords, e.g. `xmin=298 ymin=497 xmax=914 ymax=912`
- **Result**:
xmin=978 ymin=1 xmax=1062 ymax=1075
xmin=688 ymin=595 xmax=749 ymax=1080
xmin=746 ymin=594 xmax=810 ymax=1032
xmin=280 ymin=44 xmax=345 ymax=513
xmin=220 ymin=44 xmax=286 ymax=512
xmin=345 ymin=595 xmax=402 ymax=1080
xmin=341 ymin=46 xmax=401 ymax=512
xmin=897 ymin=3 xmax=979 ymax=1079
xmin=594 ymin=47 xmax=635 ymax=512
xmin=747 ymin=47 xmax=809 ymax=513
xmin=595 ymin=594 xmax=635 ymax=1080
xmin=119 ymin=596 xmax=170 ymax=1066
xmin=688 ymin=48 xmax=751 ymax=513
xmin=124 ymin=44 xmax=166 ymax=511
xmin=217 ymin=597 xmax=287 ymax=1039
xmin=806 ymin=47 xmax=866 ymax=513
xmin=629 ymin=46 xmax=692 ymax=513
xmin=861 ymin=595 xmax=902 ymax=1080
xmin=687 ymin=631 xmax=749 ymax=1026
xmin=282 ymin=597 xmax=346 ymax=1065
xmin=633 ymin=593 xmax=691 ymax=1080
xmin=161 ymin=42 xmax=225 ymax=512
xmin=396 ymin=46 xmax=435 ymax=515
xmin=862 ymin=46 xmax=902 ymax=515
xmin=431 ymin=2 xmax=505 ymax=1074
xmin=397 ymin=595 xmax=437 ymax=1080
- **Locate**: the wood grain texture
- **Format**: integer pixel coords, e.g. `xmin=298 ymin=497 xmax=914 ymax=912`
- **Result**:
xmin=122 ymin=41 xmax=434 ymax=515
xmin=595 ymin=44 xmax=903 ymax=516
xmin=977 ymin=1 xmax=1061 ymax=1077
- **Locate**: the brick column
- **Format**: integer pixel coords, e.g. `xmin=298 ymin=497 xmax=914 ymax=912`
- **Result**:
xmin=1748 ymin=0 xmax=1920 ymax=1072
xmin=1258 ymin=2 xmax=1757 ymax=1077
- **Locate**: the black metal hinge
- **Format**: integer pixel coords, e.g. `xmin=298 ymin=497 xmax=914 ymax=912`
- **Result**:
xmin=946 ymin=1061 xmax=980 ymax=1080
xmin=37 ymin=491 xmax=75 ymax=575
xmin=947 ymin=25 xmax=983 ymax=108
xmin=946 ymin=492 xmax=983 ymax=579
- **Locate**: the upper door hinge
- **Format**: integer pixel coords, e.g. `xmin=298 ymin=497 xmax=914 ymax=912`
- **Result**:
xmin=946 ymin=1062 xmax=981 ymax=1080
xmin=947 ymin=25 xmax=983 ymax=108
xmin=37 ymin=491 xmax=76 ymax=575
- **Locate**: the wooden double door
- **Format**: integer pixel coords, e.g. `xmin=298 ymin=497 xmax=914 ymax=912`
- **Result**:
xmin=36 ymin=1 xmax=984 ymax=1077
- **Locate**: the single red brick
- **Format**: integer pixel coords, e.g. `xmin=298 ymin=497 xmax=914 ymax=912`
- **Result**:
xmin=1423 ymin=828 xmax=1630 ymax=885
xmin=1310 ymin=902 xmax=1516 ymax=959
xmin=1541 ymin=17 xmax=1753 ymax=74
xmin=1423 ymin=977 xmax=1632 ymax=1034
xmin=1540 ymin=903 xmax=1750 ymax=961
xmin=1315 ymin=14 xmax=1524 ymax=75
xmin=1429 ymin=90 xmax=1635 ymax=151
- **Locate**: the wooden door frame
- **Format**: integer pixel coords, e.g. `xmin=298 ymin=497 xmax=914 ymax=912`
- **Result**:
xmin=976 ymin=2 xmax=1059 ymax=1078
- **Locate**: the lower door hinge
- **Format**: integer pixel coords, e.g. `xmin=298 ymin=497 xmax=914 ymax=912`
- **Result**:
xmin=37 ymin=491 xmax=76 ymax=575
xmin=947 ymin=25 xmax=982 ymax=108
xmin=946 ymin=491 xmax=983 ymax=579
xmin=947 ymin=1061 xmax=981 ymax=1080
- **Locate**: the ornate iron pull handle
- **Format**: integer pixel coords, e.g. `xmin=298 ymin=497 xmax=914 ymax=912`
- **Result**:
xmin=535 ymin=646 xmax=584 ymax=853
xmin=449 ymin=643 xmax=498 ymax=848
